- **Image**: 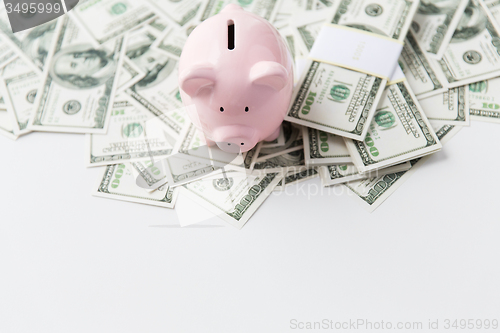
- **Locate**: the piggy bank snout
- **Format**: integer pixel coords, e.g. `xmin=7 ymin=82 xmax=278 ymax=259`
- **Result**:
xmin=216 ymin=141 xmax=249 ymax=153
xmin=216 ymin=137 xmax=256 ymax=153
xmin=213 ymin=126 xmax=258 ymax=153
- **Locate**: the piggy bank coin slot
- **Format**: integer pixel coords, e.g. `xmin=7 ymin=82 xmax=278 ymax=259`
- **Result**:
xmin=228 ymin=20 xmax=235 ymax=50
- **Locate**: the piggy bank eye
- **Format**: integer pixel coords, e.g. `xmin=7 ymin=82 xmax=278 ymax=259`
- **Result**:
xmin=245 ymin=106 xmax=249 ymax=112
xmin=220 ymin=107 xmax=224 ymax=112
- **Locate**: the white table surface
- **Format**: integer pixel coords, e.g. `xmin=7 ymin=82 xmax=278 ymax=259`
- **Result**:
xmin=1 ymin=121 xmax=499 ymax=333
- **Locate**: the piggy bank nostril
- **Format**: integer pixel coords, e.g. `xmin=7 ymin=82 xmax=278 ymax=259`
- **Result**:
xmin=245 ymin=106 xmax=249 ymax=112
xmin=220 ymin=107 xmax=224 ymax=112
xmin=241 ymin=143 xmax=244 ymax=145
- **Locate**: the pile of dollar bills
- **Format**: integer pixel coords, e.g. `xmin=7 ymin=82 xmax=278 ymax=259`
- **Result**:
xmin=0 ymin=0 xmax=499 ymax=228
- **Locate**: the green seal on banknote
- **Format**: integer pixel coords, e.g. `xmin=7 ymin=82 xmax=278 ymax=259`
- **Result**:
xmin=374 ymin=111 xmax=396 ymax=128
xmin=469 ymin=81 xmax=487 ymax=93
xmin=319 ymin=131 xmax=329 ymax=152
xmin=329 ymin=85 xmax=350 ymax=101
xmin=238 ymin=0 xmax=253 ymax=6
xmin=111 ymin=3 xmax=127 ymax=15
xmin=123 ymin=123 xmax=143 ymax=138
xmin=111 ymin=164 xmax=126 ymax=188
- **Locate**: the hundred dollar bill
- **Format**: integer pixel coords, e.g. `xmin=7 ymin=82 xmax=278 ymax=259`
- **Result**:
xmin=0 ymin=94 xmax=18 ymax=140
xmin=1 ymin=55 xmax=32 ymax=76
xmin=288 ymin=2 xmax=420 ymax=140
xmin=198 ymin=0 xmax=282 ymax=22
xmin=292 ymin=9 xmax=332 ymax=54
xmin=243 ymin=122 xmax=306 ymax=173
xmin=148 ymin=0 xmax=202 ymax=27
xmin=486 ymin=0 xmax=500 ymax=24
xmin=28 ymin=17 xmax=124 ymax=134
xmin=274 ymin=15 xmax=290 ymax=31
xmin=242 ymin=143 xmax=261 ymax=170
xmin=436 ymin=0 xmax=500 ymax=87
xmin=254 ymin=122 xmax=303 ymax=162
xmin=399 ymin=30 xmax=448 ymax=98
xmin=288 ymin=167 xmax=318 ymax=183
xmin=173 ymin=122 xmax=245 ymax=168
xmin=315 ymin=0 xmax=335 ymax=11
xmin=153 ymin=16 xmax=200 ymax=60
xmin=468 ymin=78 xmax=500 ymax=123
xmin=116 ymin=57 xmax=145 ymax=94
xmin=318 ymin=161 xmax=411 ymax=186
xmin=0 ymin=9 xmax=60 ymax=73
xmin=86 ymin=99 xmax=177 ymax=167
xmin=70 ymin=0 xmax=156 ymax=45
xmin=330 ymin=0 xmax=419 ymax=43
xmin=252 ymin=145 xmax=306 ymax=173
xmin=306 ymin=0 xmax=421 ymax=99
xmin=274 ymin=167 xmax=318 ymax=191
xmin=292 ymin=1 xmax=398 ymax=54
xmin=344 ymin=123 xmax=462 ymax=212
xmin=272 ymin=0 xmax=309 ymax=30
xmin=419 ymin=86 xmax=469 ymax=125
xmin=0 ymin=59 xmax=40 ymax=135
xmin=129 ymin=159 xmax=169 ymax=191
xmin=345 ymin=79 xmax=442 ymax=173
xmin=290 ymin=5 xmax=340 ymax=55
xmin=0 ymin=35 xmax=16 ymax=69
xmin=93 ymin=163 xmax=177 ymax=208
xmin=162 ymin=155 xmax=221 ymax=188
xmin=260 ymin=123 xmax=285 ymax=148
xmin=285 ymin=59 xmax=386 ymax=141
xmin=180 ymin=170 xmax=283 ymax=229
xmin=148 ymin=15 xmax=179 ymax=33
xmin=302 ymin=126 xmax=351 ymax=165
xmin=161 ymin=152 xmax=248 ymax=188
xmin=124 ymin=28 xmax=185 ymax=137
xmin=410 ymin=0 xmax=469 ymax=59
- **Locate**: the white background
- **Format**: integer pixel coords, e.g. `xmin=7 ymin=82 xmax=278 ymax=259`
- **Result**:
xmin=0 ymin=121 xmax=499 ymax=333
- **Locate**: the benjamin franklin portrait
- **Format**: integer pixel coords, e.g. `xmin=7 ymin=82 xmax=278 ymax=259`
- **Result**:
xmin=50 ymin=44 xmax=117 ymax=89
xmin=451 ymin=1 xmax=488 ymax=43
xmin=21 ymin=21 xmax=57 ymax=70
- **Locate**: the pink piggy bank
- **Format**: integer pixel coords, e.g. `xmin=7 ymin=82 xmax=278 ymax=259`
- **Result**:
xmin=178 ymin=4 xmax=294 ymax=153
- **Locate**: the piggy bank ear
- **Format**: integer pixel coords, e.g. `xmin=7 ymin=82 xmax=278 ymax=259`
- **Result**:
xmin=249 ymin=61 xmax=288 ymax=91
xmin=179 ymin=64 xmax=216 ymax=97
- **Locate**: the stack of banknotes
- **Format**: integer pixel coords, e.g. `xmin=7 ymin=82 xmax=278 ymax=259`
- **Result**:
xmin=0 ymin=0 xmax=498 ymax=228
